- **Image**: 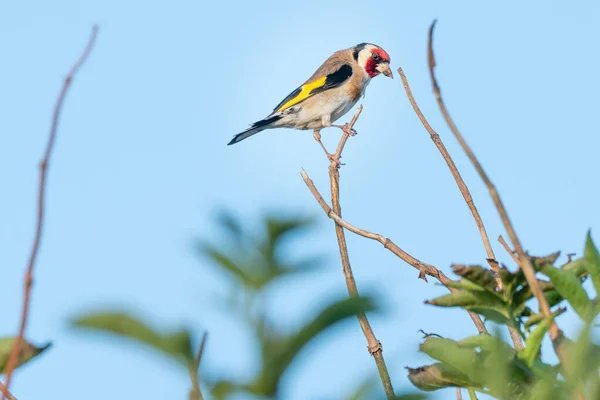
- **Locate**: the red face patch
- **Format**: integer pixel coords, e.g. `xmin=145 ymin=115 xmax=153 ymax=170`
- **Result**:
xmin=365 ymin=58 xmax=379 ymax=77
xmin=372 ymin=47 xmax=390 ymax=63
xmin=365 ymin=47 xmax=391 ymax=78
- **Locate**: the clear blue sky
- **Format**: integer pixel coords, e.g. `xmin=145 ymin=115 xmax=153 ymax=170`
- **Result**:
xmin=1 ymin=1 xmax=599 ymax=399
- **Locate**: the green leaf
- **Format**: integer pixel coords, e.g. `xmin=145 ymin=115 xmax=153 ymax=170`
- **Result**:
xmin=420 ymin=337 xmax=475 ymax=377
xmin=584 ymin=231 xmax=600 ymax=296
xmin=210 ymin=380 xmax=239 ymax=400
xmin=406 ymin=363 xmax=474 ymax=392
xmin=426 ymin=291 xmax=511 ymax=324
xmin=426 ymin=291 xmax=479 ymax=307
xmin=426 ymin=291 xmax=505 ymax=308
xmin=512 ymin=280 xmax=554 ymax=310
xmin=200 ymin=243 xmax=256 ymax=287
xmin=252 ymin=296 xmax=377 ymax=396
xmin=544 ymin=289 xmax=566 ymax=308
xmin=519 ymin=316 xmax=554 ymax=367
xmin=215 ymin=210 xmax=245 ymax=244
xmin=0 ymin=338 xmax=51 ymax=373
xmin=469 ymin=307 xmax=513 ymax=325
xmin=458 ymin=334 xmax=514 ymax=355
xmin=72 ymin=312 xmax=193 ymax=365
xmin=563 ymin=257 xmax=586 ymax=276
xmin=524 ymin=308 xmax=566 ymax=331
xmin=279 ymin=254 xmax=327 ymax=275
xmin=477 ymin=338 xmax=511 ymax=398
xmin=542 ymin=266 xmax=592 ymax=321
xmin=563 ymin=324 xmax=600 ymax=387
xmin=451 ymin=265 xmax=497 ymax=291
xmin=444 ymin=280 xmax=489 ymax=292
xmin=529 ymin=359 xmax=559 ymax=378
xmin=530 ymin=251 xmax=561 ymax=271
xmin=499 ymin=267 xmax=524 ymax=296
xmin=524 ymin=375 xmax=569 ymax=400
xmin=199 ymin=215 xmax=319 ymax=291
xmin=265 ymin=216 xmax=314 ymax=249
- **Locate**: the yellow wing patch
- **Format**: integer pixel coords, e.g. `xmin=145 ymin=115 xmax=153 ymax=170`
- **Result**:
xmin=275 ymin=76 xmax=327 ymax=113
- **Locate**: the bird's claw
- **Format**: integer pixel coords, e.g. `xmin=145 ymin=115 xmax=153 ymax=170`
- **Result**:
xmin=344 ymin=124 xmax=357 ymax=136
xmin=331 ymin=123 xmax=357 ymax=137
xmin=327 ymin=154 xmax=345 ymax=167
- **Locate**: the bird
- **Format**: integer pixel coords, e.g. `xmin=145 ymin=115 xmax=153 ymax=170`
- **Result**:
xmin=227 ymin=43 xmax=393 ymax=162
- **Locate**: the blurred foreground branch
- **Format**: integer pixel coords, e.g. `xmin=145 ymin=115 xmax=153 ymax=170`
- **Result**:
xmin=2 ymin=25 xmax=99 ymax=398
xmin=188 ymin=332 xmax=207 ymax=400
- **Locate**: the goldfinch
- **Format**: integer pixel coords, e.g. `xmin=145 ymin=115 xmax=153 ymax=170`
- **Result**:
xmin=228 ymin=43 xmax=393 ymax=161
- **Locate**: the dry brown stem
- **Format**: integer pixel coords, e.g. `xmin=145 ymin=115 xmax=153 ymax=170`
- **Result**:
xmin=399 ymin=66 xmax=501 ymax=289
xmin=318 ymin=106 xmax=395 ymax=398
xmin=498 ymin=235 xmax=520 ymax=265
xmin=300 ymin=170 xmax=487 ymax=334
xmin=2 ymin=26 xmax=99 ymax=398
xmin=426 ymin=22 xmax=504 ymax=280
xmin=397 ymin=65 xmax=523 ymax=349
xmin=425 ymin=21 xmax=562 ymax=356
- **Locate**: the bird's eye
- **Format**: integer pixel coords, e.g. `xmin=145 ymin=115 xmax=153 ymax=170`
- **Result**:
xmin=372 ymin=53 xmax=381 ymax=62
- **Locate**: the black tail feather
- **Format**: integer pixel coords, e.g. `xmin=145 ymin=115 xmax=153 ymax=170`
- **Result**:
xmin=227 ymin=115 xmax=282 ymax=145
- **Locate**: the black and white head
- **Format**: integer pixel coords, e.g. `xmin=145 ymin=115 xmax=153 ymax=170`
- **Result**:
xmin=352 ymin=43 xmax=393 ymax=79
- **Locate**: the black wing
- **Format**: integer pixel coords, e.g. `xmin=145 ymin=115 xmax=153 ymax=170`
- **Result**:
xmin=272 ymin=64 xmax=353 ymax=113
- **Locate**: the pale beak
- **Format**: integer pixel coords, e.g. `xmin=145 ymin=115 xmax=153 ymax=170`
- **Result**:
xmin=377 ymin=63 xmax=393 ymax=79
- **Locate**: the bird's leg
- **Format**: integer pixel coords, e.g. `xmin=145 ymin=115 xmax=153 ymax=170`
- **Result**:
xmin=331 ymin=123 xmax=357 ymax=136
xmin=313 ymin=129 xmax=342 ymax=165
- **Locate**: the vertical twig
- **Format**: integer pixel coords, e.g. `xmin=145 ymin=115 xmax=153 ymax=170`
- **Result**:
xmin=426 ymin=21 xmax=501 ymax=288
xmin=426 ymin=21 xmax=504 ymax=291
xmin=397 ymin=66 xmax=523 ymax=350
xmin=424 ymin=21 xmax=564 ymax=359
xmin=320 ymin=106 xmax=395 ymax=399
xmin=301 ymin=169 xmax=487 ymax=334
xmin=2 ymin=26 xmax=99 ymax=398
xmin=426 ymin=22 xmax=524 ymax=350
xmin=456 ymin=387 xmax=463 ymax=400
xmin=188 ymin=332 xmax=207 ymax=400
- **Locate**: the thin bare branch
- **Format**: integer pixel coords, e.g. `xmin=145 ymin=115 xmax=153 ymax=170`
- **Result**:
xmin=456 ymin=387 xmax=463 ymax=400
xmin=331 ymin=105 xmax=363 ymax=161
xmin=300 ymin=170 xmax=487 ymax=334
xmin=498 ymin=235 xmax=520 ymax=265
xmin=401 ymin=65 xmax=501 ymax=289
xmin=398 ymin=65 xmax=523 ymax=349
xmin=318 ymin=107 xmax=395 ymax=398
xmin=425 ymin=21 xmax=563 ymax=357
xmin=2 ymin=25 xmax=99 ymax=397
xmin=427 ymin=20 xmax=504 ymax=295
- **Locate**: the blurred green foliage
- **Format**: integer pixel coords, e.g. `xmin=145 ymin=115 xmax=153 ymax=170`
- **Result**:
xmin=56 ymin=212 xmax=600 ymax=399
xmin=70 ymin=213 xmax=399 ymax=399
xmin=0 ymin=338 xmax=50 ymax=374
